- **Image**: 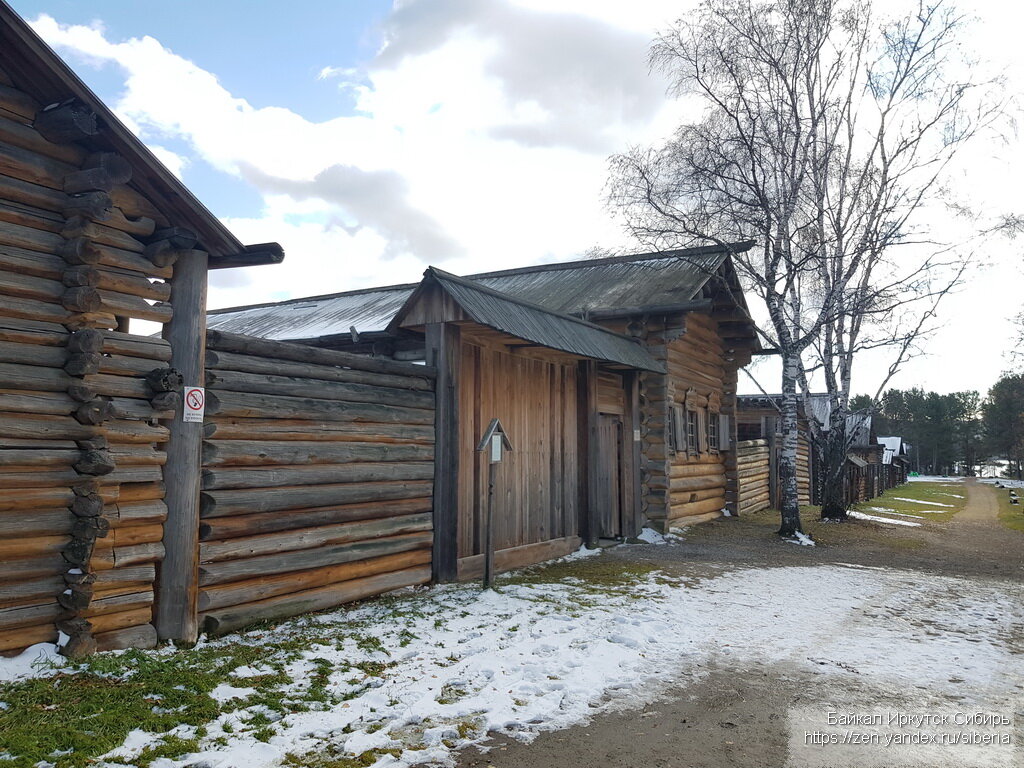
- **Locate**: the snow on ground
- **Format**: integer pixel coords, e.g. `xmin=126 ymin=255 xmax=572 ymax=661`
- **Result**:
xmin=848 ymin=510 xmax=921 ymax=527
xmin=0 ymin=643 xmax=65 ymax=683
xmin=910 ymin=475 xmax=964 ymax=482
xmin=3 ymin=555 xmax=1017 ymax=768
xmin=893 ymin=497 xmax=954 ymax=507
xmin=864 ymin=507 xmax=924 ymax=519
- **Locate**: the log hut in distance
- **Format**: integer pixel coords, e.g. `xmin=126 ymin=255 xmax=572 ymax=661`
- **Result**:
xmin=0 ymin=1 xmax=283 ymax=654
xmin=208 ymin=245 xmax=762 ymax=578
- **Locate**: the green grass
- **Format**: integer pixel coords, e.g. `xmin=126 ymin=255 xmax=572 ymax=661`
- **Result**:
xmin=0 ymin=551 xmax=667 ymax=768
xmin=994 ymin=485 xmax=1024 ymax=533
xmin=851 ymin=481 xmax=966 ymax=523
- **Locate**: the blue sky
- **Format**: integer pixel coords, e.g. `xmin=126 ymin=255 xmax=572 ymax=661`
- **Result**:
xmin=7 ymin=0 xmax=1023 ymax=395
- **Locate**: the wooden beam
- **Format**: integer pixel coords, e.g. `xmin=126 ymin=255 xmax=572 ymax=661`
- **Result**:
xmin=426 ymin=322 xmax=459 ymax=582
xmin=577 ymin=360 xmax=599 ymax=546
xmin=624 ymin=370 xmax=642 ymax=537
xmin=156 ymin=249 xmax=208 ymax=643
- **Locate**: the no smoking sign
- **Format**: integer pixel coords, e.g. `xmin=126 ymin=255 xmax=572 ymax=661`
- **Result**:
xmin=183 ymin=386 xmax=205 ymax=423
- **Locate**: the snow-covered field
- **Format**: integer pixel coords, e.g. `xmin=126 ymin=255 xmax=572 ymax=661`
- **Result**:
xmin=3 ymin=548 xmax=1021 ymax=768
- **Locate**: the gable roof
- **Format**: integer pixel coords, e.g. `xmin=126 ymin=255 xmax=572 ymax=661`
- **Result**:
xmin=208 ymin=242 xmax=755 ymax=340
xmin=393 ymin=268 xmax=664 ymax=372
xmin=0 ymin=1 xmax=283 ymax=268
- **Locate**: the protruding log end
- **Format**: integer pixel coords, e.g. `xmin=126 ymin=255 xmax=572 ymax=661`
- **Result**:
xmin=62 ymin=287 xmax=103 ymax=313
xmin=60 ymin=632 xmax=98 ymax=659
xmin=150 ymin=390 xmax=180 ymax=412
xmin=62 ymin=536 xmax=96 ymax=566
xmin=68 ymin=329 xmax=105 ymax=354
xmin=145 ymin=367 xmax=183 ymax=393
xmin=70 ymin=492 xmax=104 ymax=518
xmin=64 ymin=352 xmax=102 ymax=376
xmin=34 ymin=100 xmax=99 ymax=144
xmin=62 ymin=192 xmax=112 ymax=222
xmin=59 ymin=237 xmax=103 ymax=265
xmin=67 ymin=382 xmax=98 ymax=403
xmin=57 ymin=585 xmax=94 ymax=612
xmin=74 ymin=449 xmax=116 ymax=475
xmin=74 ymin=398 xmax=116 ymax=426
xmin=72 ymin=516 xmax=110 ymax=539
xmin=62 ymin=265 xmax=101 ymax=288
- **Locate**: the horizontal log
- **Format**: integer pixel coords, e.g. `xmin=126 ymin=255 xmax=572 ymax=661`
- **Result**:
xmin=669 ymin=461 xmax=726 ymax=478
xmin=0 ymin=293 xmax=72 ymax=325
xmin=63 ymin=265 xmax=170 ymax=302
xmin=108 ymin=185 xmax=164 ymax=224
xmin=117 ymin=482 xmax=165 ymax=503
xmin=669 ymin=474 xmax=726 ymax=493
xmin=199 ymin=529 xmax=432 ymax=585
xmin=85 ymin=606 xmax=152 ymax=636
xmin=91 ymin=541 xmax=164 ymax=570
xmin=0 ymin=412 xmax=167 ymax=445
xmin=0 ymin=599 xmax=62 ymax=631
xmin=0 ymin=134 xmax=74 ymax=191
xmin=94 ymin=622 xmax=157 ymax=651
xmin=0 ymin=83 xmax=38 ymax=121
xmin=0 ymin=533 xmax=66 ymax=561
xmin=456 ymin=536 xmax=581 ymax=582
xmin=205 ymin=390 xmax=433 ymax=424
xmin=206 ymin=330 xmax=437 ymax=379
xmin=200 ymin=564 xmax=431 ymax=635
xmin=0 ymin=575 xmax=65 ymax=609
xmin=202 ymin=462 xmax=434 ymax=491
xmin=81 ymin=589 xmax=153 ymax=618
xmin=668 ymin=495 xmax=726 ymax=520
xmin=200 ymin=497 xmax=431 ymax=541
xmin=61 ymin=216 xmax=144 ymax=253
xmin=97 ymin=289 xmax=172 ymax=324
xmin=201 ymin=440 xmax=432 ymax=467
xmin=0 ymin=484 xmax=118 ymax=513
xmin=202 ymin=418 xmax=433 ymax=444
xmin=0 ymin=363 xmax=151 ymax=398
xmin=199 ymin=548 xmax=432 ymax=612
xmin=0 ymin=622 xmax=57 ymax=654
xmin=200 ymin=512 xmax=432 ymax=563
xmin=204 ymin=368 xmax=433 ymax=409
xmin=205 ymin=349 xmax=434 ymax=392
xmin=670 ymin=487 xmax=726 ymax=504
xmin=100 ymin=330 xmax=172 ymax=361
xmin=201 ymin=479 xmax=432 ymax=518
xmin=94 ymin=563 xmax=156 ymax=587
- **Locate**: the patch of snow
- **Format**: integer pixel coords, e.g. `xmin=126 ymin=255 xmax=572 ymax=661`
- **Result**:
xmin=910 ymin=475 xmax=963 ymax=482
xmin=784 ymin=531 xmax=816 ymax=546
xmin=11 ymin=562 xmax=1024 ymax=768
xmin=892 ymin=497 xmax=953 ymax=507
xmin=636 ymin=528 xmax=668 ymax=545
xmin=935 ymin=493 xmax=964 ymax=498
xmin=209 ymin=683 xmax=256 ymax=703
xmin=561 ymin=545 xmax=601 ymax=561
xmin=231 ymin=665 xmax=275 ymax=679
xmin=720 ymin=508 xmax=732 ymax=517
xmin=0 ymin=643 xmax=64 ymax=683
xmin=863 ymin=507 xmax=924 ymax=519
xmin=848 ymin=510 xmax=921 ymax=527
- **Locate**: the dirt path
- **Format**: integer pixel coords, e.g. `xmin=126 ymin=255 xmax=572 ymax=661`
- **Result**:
xmin=957 ymin=478 xmax=1000 ymax=523
xmin=454 ymin=483 xmax=1024 ymax=768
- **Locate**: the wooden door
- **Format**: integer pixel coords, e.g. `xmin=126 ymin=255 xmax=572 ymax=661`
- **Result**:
xmin=596 ymin=414 xmax=623 ymax=538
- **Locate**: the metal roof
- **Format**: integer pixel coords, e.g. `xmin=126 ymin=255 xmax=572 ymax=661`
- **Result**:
xmin=395 ymin=268 xmax=664 ymax=372
xmin=207 ymin=243 xmax=751 ymax=340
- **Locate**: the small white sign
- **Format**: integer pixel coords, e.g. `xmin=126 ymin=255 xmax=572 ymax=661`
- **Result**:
xmin=183 ymin=386 xmax=205 ymax=423
xmin=491 ymin=433 xmax=503 ymax=463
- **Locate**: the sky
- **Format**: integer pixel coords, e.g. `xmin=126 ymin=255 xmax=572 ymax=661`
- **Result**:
xmin=9 ymin=0 xmax=1023 ymax=398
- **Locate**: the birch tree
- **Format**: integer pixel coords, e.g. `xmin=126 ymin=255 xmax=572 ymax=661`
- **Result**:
xmin=608 ymin=0 xmax=995 ymax=535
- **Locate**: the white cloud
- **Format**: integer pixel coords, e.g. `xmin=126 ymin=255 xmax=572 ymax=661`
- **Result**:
xmin=25 ymin=0 xmax=1024 ymax=395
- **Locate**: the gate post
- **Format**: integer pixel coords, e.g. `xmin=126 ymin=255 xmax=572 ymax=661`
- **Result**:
xmin=156 ymin=249 xmax=207 ymax=643
xmin=426 ymin=322 xmax=460 ymax=582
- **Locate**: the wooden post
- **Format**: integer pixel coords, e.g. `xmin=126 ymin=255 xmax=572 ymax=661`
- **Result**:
xmin=767 ymin=430 xmax=778 ymax=510
xmin=426 ymin=322 xmax=460 ymax=582
xmin=576 ymin=360 xmax=599 ymax=546
xmin=483 ymin=461 xmax=496 ymax=589
xmin=156 ymin=249 xmax=207 ymax=642
xmin=623 ymin=371 xmax=642 ymax=537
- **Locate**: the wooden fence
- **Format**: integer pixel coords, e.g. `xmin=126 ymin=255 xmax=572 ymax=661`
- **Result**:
xmin=734 ymin=436 xmax=812 ymax=514
xmin=195 ymin=331 xmax=436 ymax=635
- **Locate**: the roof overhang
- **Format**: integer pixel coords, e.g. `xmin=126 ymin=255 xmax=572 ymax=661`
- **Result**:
xmin=391 ymin=267 xmax=665 ymax=373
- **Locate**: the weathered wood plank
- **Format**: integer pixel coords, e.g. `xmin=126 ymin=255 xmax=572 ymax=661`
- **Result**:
xmin=200 ymin=479 xmax=433 ymax=518
xmin=201 ymin=440 xmax=433 ymax=467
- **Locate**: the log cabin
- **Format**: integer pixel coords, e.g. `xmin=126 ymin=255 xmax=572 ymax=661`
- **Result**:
xmin=0 ymin=1 xmax=283 ymax=654
xmin=209 ymin=244 xmax=762 ymax=580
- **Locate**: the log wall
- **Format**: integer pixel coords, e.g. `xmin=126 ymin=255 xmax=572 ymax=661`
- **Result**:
xmin=0 ymin=70 xmax=182 ymax=655
xmin=455 ymin=338 xmax=580 ymax=576
xmin=197 ymin=332 xmax=436 ymax=635
xmin=736 ymin=439 xmax=771 ymax=513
